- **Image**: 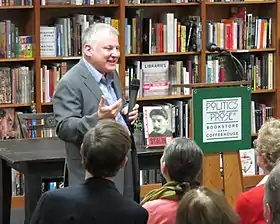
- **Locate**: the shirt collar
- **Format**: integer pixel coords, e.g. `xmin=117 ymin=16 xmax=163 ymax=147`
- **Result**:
xmin=256 ymin=175 xmax=269 ymax=186
xmin=83 ymin=57 xmax=114 ymax=85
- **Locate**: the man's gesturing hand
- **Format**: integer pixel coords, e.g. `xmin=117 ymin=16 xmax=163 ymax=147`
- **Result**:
xmin=98 ymin=95 xmax=123 ymax=120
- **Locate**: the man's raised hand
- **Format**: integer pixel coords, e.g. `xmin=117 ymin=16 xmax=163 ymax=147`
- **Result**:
xmin=98 ymin=95 xmax=123 ymax=120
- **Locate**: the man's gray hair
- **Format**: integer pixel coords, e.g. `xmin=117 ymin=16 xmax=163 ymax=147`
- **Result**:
xmin=82 ymin=23 xmax=119 ymax=48
xmin=264 ymin=161 xmax=280 ymax=222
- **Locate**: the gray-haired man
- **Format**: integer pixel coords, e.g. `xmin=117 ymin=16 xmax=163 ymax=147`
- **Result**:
xmin=53 ymin=23 xmax=140 ymax=202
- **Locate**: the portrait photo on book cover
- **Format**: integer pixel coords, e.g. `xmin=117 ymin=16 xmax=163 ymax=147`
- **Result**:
xmin=147 ymin=106 xmax=172 ymax=137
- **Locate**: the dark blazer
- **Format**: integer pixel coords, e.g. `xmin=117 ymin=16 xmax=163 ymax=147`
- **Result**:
xmin=30 ymin=177 xmax=148 ymax=224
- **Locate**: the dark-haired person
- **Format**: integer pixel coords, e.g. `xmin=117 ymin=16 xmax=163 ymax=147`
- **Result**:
xmin=140 ymin=137 xmax=203 ymax=224
xmin=176 ymin=186 xmax=240 ymax=224
xmin=30 ymin=120 xmax=148 ymax=224
xmin=149 ymin=108 xmax=172 ymax=137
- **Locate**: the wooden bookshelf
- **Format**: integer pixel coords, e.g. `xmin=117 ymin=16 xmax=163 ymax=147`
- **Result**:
xmin=0 ymin=0 xmax=278 ymax=209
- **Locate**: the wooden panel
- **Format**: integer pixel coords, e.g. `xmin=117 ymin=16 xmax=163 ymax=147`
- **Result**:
xmin=140 ymin=183 xmax=162 ymax=198
xmin=222 ymin=152 xmax=244 ymax=207
xmin=11 ymin=196 xmax=24 ymax=209
xmin=202 ymin=153 xmax=223 ymax=190
xmin=243 ymin=174 xmax=265 ymax=189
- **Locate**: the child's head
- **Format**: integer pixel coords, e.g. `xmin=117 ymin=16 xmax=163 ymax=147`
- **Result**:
xmin=176 ymin=186 xmax=240 ymax=224
xmin=160 ymin=138 xmax=203 ymax=189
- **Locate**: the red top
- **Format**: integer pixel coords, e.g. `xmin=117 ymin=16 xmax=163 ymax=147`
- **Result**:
xmin=236 ymin=184 xmax=265 ymax=224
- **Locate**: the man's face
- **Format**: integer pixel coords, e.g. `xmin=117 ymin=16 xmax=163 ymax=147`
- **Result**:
xmin=86 ymin=34 xmax=120 ymax=74
xmin=151 ymin=115 xmax=168 ymax=134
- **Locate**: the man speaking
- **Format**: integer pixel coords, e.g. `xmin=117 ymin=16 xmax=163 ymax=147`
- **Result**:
xmin=52 ymin=23 xmax=140 ymax=202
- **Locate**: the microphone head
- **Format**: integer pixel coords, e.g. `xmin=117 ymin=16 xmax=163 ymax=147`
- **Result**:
xmin=130 ymin=79 xmax=140 ymax=91
xmin=206 ymin=42 xmax=218 ymax=52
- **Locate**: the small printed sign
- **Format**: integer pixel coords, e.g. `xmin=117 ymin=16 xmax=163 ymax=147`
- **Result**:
xmin=202 ymin=97 xmax=242 ymax=143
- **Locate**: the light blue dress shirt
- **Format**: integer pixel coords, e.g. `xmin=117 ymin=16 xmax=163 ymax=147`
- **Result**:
xmin=83 ymin=58 xmax=129 ymax=130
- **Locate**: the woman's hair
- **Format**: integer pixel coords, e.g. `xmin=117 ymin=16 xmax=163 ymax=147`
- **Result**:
xmin=254 ymin=118 xmax=280 ymax=171
xmin=176 ymin=186 xmax=240 ymax=224
xmin=162 ymin=137 xmax=203 ymax=195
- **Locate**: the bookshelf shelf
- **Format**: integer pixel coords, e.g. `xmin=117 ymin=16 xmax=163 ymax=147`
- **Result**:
xmin=206 ymin=48 xmax=276 ymax=54
xmin=41 ymin=102 xmax=53 ymax=106
xmin=206 ymin=1 xmax=275 ymax=5
xmin=41 ymin=95 xmax=193 ymax=105
xmin=0 ymin=58 xmax=34 ymax=62
xmin=40 ymin=4 xmax=119 ymax=9
xmin=252 ymin=89 xmax=276 ymax=94
xmin=0 ymin=104 xmax=32 ymax=108
xmin=0 ymin=6 xmax=33 ymax=9
xmin=137 ymin=95 xmax=192 ymax=102
xmin=41 ymin=56 xmax=81 ymax=61
xmin=126 ymin=52 xmax=199 ymax=58
xmin=125 ymin=3 xmax=200 ymax=7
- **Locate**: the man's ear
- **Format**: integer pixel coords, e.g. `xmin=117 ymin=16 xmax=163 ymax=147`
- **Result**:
xmin=257 ymin=152 xmax=267 ymax=170
xmin=83 ymin=44 xmax=93 ymax=57
xmin=161 ymin=161 xmax=168 ymax=176
xmin=120 ymin=156 xmax=128 ymax=169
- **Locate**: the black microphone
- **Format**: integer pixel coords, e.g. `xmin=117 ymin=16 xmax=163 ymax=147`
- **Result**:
xmin=206 ymin=42 xmax=224 ymax=52
xmin=128 ymin=79 xmax=140 ymax=113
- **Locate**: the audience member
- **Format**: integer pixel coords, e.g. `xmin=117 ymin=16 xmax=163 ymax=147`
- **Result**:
xmin=141 ymin=137 xmax=203 ymax=224
xmin=30 ymin=120 xmax=148 ymax=224
xmin=236 ymin=118 xmax=280 ymax=224
xmin=264 ymin=161 xmax=280 ymax=224
xmin=176 ymin=186 xmax=240 ymax=224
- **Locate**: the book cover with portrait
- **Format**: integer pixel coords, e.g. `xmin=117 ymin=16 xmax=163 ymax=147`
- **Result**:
xmin=143 ymin=105 xmax=173 ymax=147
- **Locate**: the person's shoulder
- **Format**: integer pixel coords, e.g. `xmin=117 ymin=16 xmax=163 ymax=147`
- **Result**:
xmin=58 ymin=60 xmax=85 ymax=84
xmin=236 ymin=184 xmax=264 ymax=212
xmin=143 ymin=199 xmax=178 ymax=212
xmin=237 ymin=184 xmax=264 ymax=203
xmin=42 ymin=185 xmax=84 ymax=202
xmin=122 ymin=199 xmax=148 ymax=216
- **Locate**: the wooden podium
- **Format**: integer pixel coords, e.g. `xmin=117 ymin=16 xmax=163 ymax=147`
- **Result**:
xmin=174 ymin=81 xmax=251 ymax=207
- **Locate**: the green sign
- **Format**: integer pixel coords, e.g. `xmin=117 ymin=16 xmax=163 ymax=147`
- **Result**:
xmin=193 ymin=86 xmax=251 ymax=153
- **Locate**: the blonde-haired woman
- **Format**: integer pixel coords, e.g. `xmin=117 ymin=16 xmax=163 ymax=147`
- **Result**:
xmin=236 ymin=118 xmax=280 ymax=224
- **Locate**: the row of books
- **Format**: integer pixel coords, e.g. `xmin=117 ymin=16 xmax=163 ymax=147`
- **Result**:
xmin=125 ymin=12 xmax=201 ymax=54
xmin=206 ymin=53 xmax=274 ymax=90
xmin=0 ymin=0 xmax=32 ymax=6
xmin=2 ymin=0 xmax=273 ymax=6
xmin=125 ymin=57 xmax=198 ymax=99
xmin=207 ymin=8 xmax=272 ymax=50
xmin=0 ymin=66 xmax=34 ymax=104
xmin=0 ymin=55 xmax=274 ymax=105
xmin=40 ymin=15 xmax=119 ymax=57
xmin=0 ymin=20 xmax=33 ymax=59
xmin=38 ymin=57 xmax=274 ymax=104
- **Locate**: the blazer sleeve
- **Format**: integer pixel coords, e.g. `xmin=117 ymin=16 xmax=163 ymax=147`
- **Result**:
xmin=53 ymin=78 xmax=99 ymax=145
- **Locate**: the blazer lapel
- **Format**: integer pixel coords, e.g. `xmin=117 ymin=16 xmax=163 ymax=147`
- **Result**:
xmin=79 ymin=59 xmax=103 ymax=101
